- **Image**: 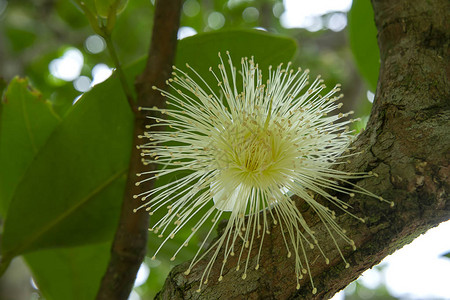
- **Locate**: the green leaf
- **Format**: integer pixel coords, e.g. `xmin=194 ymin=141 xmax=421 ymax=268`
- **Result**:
xmin=23 ymin=242 xmax=111 ymax=300
xmin=0 ymin=78 xmax=61 ymax=215
xmin=348 ymin=0 xmax=380 ymax=91
xmin=1 ymin=73 xmax=133 ymax=261
xmin=175 ymin=29 xmax=297 ymax=87
xmin=442 ymin=252 xmax=450 ymax=259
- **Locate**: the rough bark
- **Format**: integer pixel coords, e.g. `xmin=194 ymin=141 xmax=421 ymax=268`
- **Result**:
xmin=156 ymin=0 xmax=450 ymax=299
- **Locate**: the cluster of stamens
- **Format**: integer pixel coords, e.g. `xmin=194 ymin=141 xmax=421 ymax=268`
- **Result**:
xmin=134 ymin=52 xmax=393 ymax=294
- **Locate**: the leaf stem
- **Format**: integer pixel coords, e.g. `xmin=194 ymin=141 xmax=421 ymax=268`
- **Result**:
xmin=73 ymin=0 xmax=136 ymax=112
xmin=103 ymin=34 xmax=136 ymax=113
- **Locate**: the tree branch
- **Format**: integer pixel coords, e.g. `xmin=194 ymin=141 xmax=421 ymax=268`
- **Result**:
xmin=156 ymin=0 xmax=450 ymax=299
xmin=95 ymin=1 xmax=182 ymax=299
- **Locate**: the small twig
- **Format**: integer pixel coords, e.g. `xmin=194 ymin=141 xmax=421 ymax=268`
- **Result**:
xmin=73 ymin=0 xmax=135 ymax=112
xmin=104 ymin=34 xmax=136 ymax=113
xmin=95 ymin=0 xmax=182 ymax=299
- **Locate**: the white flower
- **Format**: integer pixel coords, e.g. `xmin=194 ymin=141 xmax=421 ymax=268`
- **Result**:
xmin=134 ymin=52 xmax=393 ymax=294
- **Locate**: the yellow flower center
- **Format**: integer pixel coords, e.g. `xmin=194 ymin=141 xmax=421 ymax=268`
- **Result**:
xmin=212 ymin=114 xmax=296 ymax=191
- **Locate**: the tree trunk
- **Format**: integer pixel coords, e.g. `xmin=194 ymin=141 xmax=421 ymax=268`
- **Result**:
xmin=156 ymin=0 xmax=450 ymax=299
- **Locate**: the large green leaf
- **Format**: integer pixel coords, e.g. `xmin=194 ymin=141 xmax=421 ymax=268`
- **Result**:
xmin=348 ymin=0 xmax=380 ymax=91
xmin=1 ymin=73 xmax=134 ymax=263
xmin=175 ymin=29 xmax=297 ymax=87
xmin=0 ymin=78 xmax=61 ymax=215
xmin=24 ymin=242 xmax=111 ymax=300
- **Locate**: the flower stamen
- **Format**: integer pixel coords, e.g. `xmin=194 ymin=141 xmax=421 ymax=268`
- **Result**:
xmin=136 ymin=52 xmax=393 ymax=294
